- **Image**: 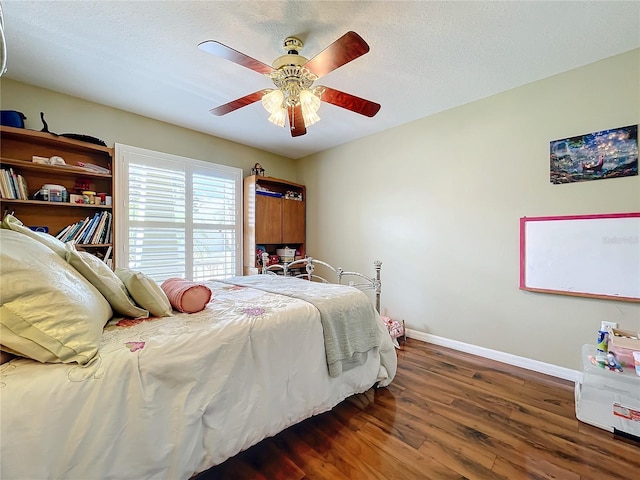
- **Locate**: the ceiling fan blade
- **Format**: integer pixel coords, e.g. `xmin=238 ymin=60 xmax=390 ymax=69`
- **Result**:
xmin=289 ymin=104 xmax=307 ymax=137
xmin=304 ymin=31 xmax=370 ymax=79
xmin=319 ymin=87 xmax=381 ymax=117
xmin=210 ymin=90 xmax=265 ymax=116
xmin=198 ymin=40 xmax=274 ymax=75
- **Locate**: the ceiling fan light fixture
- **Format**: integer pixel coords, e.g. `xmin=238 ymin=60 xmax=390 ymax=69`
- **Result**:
xmin=299 ymin=88 xmax=321 ymax=127
xmin=268 ymin=108 xmax=286 ymax=127
xmin=201 ymin=32 xmax=380 ymax=137
xmin=262 ymin=89 xmax=286 ymax=127
xmin=262 ymin=89 xmax=284 ymax=114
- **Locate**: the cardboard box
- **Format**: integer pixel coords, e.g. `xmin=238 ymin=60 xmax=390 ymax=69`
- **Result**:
xmin=609 ymin=328 xmax=640 ymax=368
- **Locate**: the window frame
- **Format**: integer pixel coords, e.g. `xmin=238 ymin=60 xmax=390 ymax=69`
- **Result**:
xmin=114 ymin=143 xmax=243 ymax=279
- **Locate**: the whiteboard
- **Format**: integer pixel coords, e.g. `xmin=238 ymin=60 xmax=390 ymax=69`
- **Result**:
xmin=520 ymin=213 xmax=640 ymax=302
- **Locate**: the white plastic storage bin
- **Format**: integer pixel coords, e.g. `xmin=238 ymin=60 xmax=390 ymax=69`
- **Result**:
xmin=575 ymin=344 xmax=640 ymax=439
xmin=276 ymin=248 xmax=295 ymax=263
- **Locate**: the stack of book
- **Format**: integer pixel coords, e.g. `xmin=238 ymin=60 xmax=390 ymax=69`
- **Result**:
xmin=0 ymin=168 xmax=29 ymax=200
xmin=56 ymin=211 xmax=113 ymax=245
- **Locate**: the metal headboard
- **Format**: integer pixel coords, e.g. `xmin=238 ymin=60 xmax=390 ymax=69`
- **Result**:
xmin=261 ymin=252 xmax=382 ymax=312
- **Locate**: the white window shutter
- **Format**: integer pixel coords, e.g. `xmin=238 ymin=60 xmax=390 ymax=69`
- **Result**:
xmin=115 ymin=144 xmax=242 ymax=282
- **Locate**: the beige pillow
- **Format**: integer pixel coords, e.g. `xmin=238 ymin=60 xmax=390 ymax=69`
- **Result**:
xmin=1 ymin=214 xmax=66 ymax=258
xmin=115 ymin=268 xmax=173 ymax=317
xmin=0 ymin=229 xmax=113 ymax=364
xmin=65 ymin=244 xmax=149 ymax=319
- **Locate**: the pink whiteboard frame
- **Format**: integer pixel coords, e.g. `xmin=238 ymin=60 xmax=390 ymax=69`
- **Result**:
xmin=520 ymin=212 xmax=640 ymax=302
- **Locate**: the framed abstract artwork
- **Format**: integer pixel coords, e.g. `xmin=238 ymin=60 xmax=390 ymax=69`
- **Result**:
xmin=549 ymin=124 xmax=638 ymax=184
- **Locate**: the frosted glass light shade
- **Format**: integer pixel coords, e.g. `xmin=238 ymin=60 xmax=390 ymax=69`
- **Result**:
xmin=262 ymin=89 xmax=284 ymax=114
xmin=268 ymin=108 xmax=286 ymax=127
xmin=262 ymin=89 xmax=286 ymax=127
xmin=300 ymin=89 xmax=321 ymax=127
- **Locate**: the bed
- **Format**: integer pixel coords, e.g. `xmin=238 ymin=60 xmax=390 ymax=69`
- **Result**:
xmin=0 ymin=218 xmax=396 ymax=480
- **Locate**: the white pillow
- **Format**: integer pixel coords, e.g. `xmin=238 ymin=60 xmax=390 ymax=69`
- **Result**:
xmin=65 ymin=244 xmax=149 ymax=319
xmin=1 ymin=214 xmax=66 ymax=258
xmin=115 ymin=268 xmax=173 ymax=317
xmin=0 ymin=229 xmax=113 ymax=364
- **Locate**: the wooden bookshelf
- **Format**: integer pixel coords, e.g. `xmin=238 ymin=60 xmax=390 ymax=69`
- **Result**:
xmin=0 ymin=126 xmax=116 ymax=267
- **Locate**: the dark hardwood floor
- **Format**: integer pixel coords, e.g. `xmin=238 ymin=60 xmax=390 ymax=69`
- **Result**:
xmin=197 ymin=339 xmax=639 ymax=479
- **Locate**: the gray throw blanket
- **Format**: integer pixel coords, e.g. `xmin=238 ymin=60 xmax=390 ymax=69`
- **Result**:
xmin=222 ymin=275 xmax=381 ymax=377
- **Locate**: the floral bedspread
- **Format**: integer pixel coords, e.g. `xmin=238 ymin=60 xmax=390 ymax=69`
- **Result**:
xmin=0 ymin=278 xmax=395 ymax=480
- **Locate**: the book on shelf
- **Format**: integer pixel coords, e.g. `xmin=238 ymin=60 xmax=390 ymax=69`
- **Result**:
xmin=11 ymin=169 xmax=25 ymax=200
xmin=0 ymin=168 xmax=29 ymax=200
xmin=88 ymin=214 xmax=104 ymax=244
xmin=0 ymin=170 xmax=10 ymax=198
xmin=55 ymin=223 xmax=73 ymax=240
xmin=5 ymin=169 xmax=17 ymax=199
xmin=103 ymin=212 xmax=113 ymax=244
xmin=94 ymin=211 xmax=111 ymax=244
xmin=89 ymin=212 xmax=107 ymax=244
xmin=79 ymin=213 xmax=100 ymax=244
xmin=17 ymin=175 xmax=28 ymax=200
xmin=103 ymin=212 xmax=112 ymax=243
xmin=97 ymin=212 xmax=112 ymax=244
xmin=56 ymin=217 xmax=88 ymax=243
xmin=56 ymin=211 xmax=112 ymax=246
xmin=72 ymin=216 xmax=94 ymax=244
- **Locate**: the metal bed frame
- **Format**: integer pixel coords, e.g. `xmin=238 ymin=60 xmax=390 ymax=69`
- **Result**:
xmin=260 ymin=252 xmax=382 ymax=313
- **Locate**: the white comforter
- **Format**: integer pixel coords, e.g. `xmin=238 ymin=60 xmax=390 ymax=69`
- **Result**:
xmin=0 ymin=277 xmax=396 ymax=480
xmin=223 ymin=275 xmax=388 ymax=377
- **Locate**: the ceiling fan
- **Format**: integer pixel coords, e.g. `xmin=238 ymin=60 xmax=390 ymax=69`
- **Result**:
xmin=198 ymin=31 xmax=381 ymax=137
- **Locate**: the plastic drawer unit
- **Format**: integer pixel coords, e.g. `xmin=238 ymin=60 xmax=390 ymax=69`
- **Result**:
xmin=575 ymin=344 xmax=640 ymax=439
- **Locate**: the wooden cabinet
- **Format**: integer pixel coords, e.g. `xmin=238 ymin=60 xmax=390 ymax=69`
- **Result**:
xmin=282 ymin=198 xmax=305 ymax=243
xmin=0 ymin=126 xmax=115 ymax=266
xmin=244 ymin=175 xmax=305 ymax=275
xmin=255 ymin=194 xmax=283 ymax=244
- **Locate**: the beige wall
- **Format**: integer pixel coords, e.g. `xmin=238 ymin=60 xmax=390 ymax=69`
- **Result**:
xmin=2 ymin=50 xmax=638 ymax=371
xmin=0 ymin=79 xmax=296 ymax=179
xmin=298 ymin=49 xmax=640 ymax=370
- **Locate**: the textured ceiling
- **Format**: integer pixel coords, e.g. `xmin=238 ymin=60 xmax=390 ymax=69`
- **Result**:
xmin=2 ymin=1 xmax=639 ymax=159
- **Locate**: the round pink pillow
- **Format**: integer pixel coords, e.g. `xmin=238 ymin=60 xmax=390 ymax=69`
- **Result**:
xmin=161 ymin=278 xmax=212 ymax=313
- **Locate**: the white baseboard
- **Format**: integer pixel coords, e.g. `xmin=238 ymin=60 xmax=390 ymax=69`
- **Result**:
xmin=405 ymin=328 xmax=581 ymax=383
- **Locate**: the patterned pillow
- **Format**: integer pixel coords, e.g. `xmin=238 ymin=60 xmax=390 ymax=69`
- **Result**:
xmin=115 ymin=268 xmax=172 ymax=317
xmin=65 ymin=244 xmax=149 ymax=319
xmin=161 ymin=278 xmax=212 ymax=313
xmin=0 ymin=229 xmax=112 ymax=364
